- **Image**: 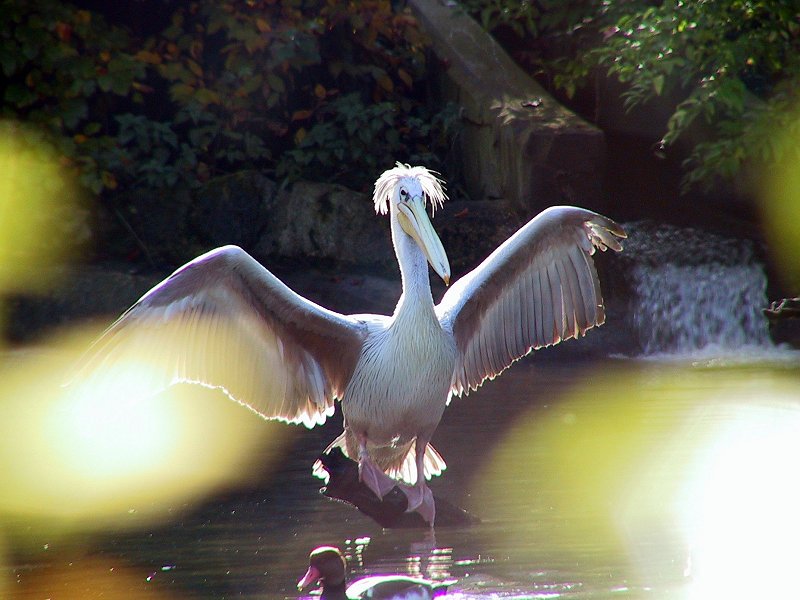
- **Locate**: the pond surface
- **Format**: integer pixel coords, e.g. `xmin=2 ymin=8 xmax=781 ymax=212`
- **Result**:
xmin=4 ymin=352 xmax=800 ymax=599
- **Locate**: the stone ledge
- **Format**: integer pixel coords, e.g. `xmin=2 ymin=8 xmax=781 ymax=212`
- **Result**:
xmin=410 ymin=0 xmax=605 ymax=214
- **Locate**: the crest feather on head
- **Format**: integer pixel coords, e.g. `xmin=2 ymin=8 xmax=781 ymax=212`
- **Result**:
xmin=372 ymin=162 xmax=447 ymax=215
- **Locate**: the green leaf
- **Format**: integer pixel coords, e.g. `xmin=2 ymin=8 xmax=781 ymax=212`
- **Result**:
xmin=652 ymin=74 xmax=665 ymax=96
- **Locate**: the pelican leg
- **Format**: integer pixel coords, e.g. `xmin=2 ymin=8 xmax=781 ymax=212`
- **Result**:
xmin=397 ymin=436 xmax=436 ymax=526
xmin=357 ymin=434 xmax=397 ymax=500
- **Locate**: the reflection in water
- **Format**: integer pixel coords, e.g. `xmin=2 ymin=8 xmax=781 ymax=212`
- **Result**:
xmin=3 ymin=356 xmax=800 ymax=599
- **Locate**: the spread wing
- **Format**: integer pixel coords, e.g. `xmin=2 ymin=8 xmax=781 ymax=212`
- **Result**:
xmin=436 ymin=206 xmax=625 ymax=396
xmin=71 ymin=245 xmax=366 ymax=427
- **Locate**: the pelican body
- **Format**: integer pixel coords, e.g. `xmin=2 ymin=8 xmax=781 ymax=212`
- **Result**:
xmin=77 ymin=163 xmax=625 ymax=525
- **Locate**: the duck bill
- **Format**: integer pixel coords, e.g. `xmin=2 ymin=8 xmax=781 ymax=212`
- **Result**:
xmin=297 ymin=566 xmax=321 ymax=590
xmin=398 ymin=195 xmax=451 ymax=285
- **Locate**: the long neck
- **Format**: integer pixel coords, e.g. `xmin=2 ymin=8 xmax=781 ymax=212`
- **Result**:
xmin=390 ymin=211 xmax=436 ymax=322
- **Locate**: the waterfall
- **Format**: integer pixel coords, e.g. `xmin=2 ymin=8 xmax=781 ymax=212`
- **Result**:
xmin=621 ymin=222 xmax=772 ymax=356
xmin=632 ymin=263 xmax=770 ymax=355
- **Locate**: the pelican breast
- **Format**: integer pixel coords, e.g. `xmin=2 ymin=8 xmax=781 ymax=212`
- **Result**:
xmin=343 ymin=312 xmax=456 ymax=443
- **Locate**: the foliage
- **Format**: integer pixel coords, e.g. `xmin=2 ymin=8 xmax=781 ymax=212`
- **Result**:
xmin=596 ymin=1 xmax=800 ymax=191
xmin=0 ymin=0 xmax=147 ymax=193
xmin=462 ymin=0 xmax=800 ymax=193
xmin=0 ymin=0 xmax=456 ymax=196
xmin=281 ymin=92 xmax=460 ymax=182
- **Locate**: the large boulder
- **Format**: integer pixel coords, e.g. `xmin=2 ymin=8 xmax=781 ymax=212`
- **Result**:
xmin=189 ymin=170 xmax=276 ymax=252
xmin=253 ymin=181 xmax=393 ymax=270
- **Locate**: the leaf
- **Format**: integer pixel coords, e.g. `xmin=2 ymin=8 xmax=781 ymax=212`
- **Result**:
xmin=397 ymin=68 xmax=413 ymax=88
xmin=101 ymin=170 xmax=118 ymax=190
xmin=376 ymin=73 xmax=394 ymax=93
xmin=267 ymin=73 xmax=285 ymax=94
xmin=194 ymin=88 xmax=221 ymax=106
xmin=652 ymin=74 xmax=665 ymax=95
xmin=292 ymin=109 xmax=312 ymax=121
xmin=256 ymin=18 xmax=270 ymax=33
xmin=187 ymin=59 xmax=203 ymax=78
xmin=170 ymin=82 xmax=195 ymax=103
xmin=134 ymin=50 xmax=162 ymax=65
xmin=237 ymin=73 xmax=263 ymax=96
xmin=314 ymin=83 xmax=326 ymax=98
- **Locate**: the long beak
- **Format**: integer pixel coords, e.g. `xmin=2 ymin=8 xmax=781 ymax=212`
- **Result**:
xmin=297 ymin=566 xmax=321 ymax=590
xmin=398 ymin=196 xmax=451 ymax=285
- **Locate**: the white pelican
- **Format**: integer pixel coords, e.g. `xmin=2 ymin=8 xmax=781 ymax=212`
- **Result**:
xmin=75 ymin=163 xmax=625 ymax=525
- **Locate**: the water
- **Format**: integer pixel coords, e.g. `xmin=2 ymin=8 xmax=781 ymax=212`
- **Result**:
xmin=632 ymin=262 xmax=771 ymax=355
xmin=5 ymin=356 xmax=800 ymax=599
xmin=621 ymin=221 xmax=774 ymax=356
xmin=2 ymin=217 xmax=797 ymax=598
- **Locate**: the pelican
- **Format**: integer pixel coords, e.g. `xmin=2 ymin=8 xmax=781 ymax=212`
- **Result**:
xmin=75 ymin=163 xmax=625 ymax=525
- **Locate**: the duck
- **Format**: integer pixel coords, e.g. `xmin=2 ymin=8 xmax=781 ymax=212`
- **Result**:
xmin=297 ymin=546 xmax=454 ymax=599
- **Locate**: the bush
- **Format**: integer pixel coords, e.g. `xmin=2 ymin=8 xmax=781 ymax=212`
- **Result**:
xmin=0 ymin=0 xmax=458 ymax=195
xmin=0 ymin=0 xmax=147 ymax=193
xmin=461 ymin=0 xmax=800 ymax=193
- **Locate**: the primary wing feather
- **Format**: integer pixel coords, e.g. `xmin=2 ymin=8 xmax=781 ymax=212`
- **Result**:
xmin=436 ymin=206 xmax=625 ymax=396
xmin=72 ymin=245 xmax=366 ymax=427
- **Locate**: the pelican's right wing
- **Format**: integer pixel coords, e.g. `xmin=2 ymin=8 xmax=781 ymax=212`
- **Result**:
xmin=70 ymin=246 xmax=367 ymax=428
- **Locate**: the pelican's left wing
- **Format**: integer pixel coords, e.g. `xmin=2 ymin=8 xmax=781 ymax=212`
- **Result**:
xmin=436 ymin=206 xmax=625 ymax=396
xmin=70 ymin=245 xmax=367 ymax=427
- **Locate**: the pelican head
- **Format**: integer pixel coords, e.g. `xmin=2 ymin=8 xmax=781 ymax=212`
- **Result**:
xmin=373 ymin=163 xmax=451 ymax=285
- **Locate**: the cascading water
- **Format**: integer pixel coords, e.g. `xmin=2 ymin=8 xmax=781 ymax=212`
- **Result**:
xmin=621 ymin=221 xmax=772 ymax=356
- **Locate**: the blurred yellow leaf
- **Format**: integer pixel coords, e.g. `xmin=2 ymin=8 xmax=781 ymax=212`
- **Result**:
xmin=759 ymin=105 xmax=800 ymax=289
xmin=101 ymin=170 xmax=118 ymax=190
xmin=256 ymin=17 xmax=270 ymax=32
xmin=397 ymin=68 xmax=413 ymax=88
xmin=292 ymin=109 xmax=312 ymax=121
xmin=314 ymin=83 xmax=326 ymax=98
xmin=0 ymin=122 xmax=82 ymax=293
xmin=376 ymin=73 xmax=394 ymax=93
xmin=194 ymin=88 xmax=221 ymax=106
xmin=170 ymin=83 xmax=195 ymax=102
xmin=187 ymin=59 xmax=203 ymax=78
xmin=0 ymin=324 xmax=287 ymax=535
xmin=295 ymin=127 xmax=307 ymax=144
xmin=134 ymin=50 xmax=162 ymax=65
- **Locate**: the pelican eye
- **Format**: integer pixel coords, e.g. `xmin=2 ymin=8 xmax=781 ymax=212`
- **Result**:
xmin=399 ymin=187 xmax=409 ymax=200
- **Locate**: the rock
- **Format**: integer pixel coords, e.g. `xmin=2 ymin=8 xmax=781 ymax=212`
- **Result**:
xmin=316 ymin=448 xmax=478 ymax=528
xmin=434 ymin=199 xmax=523 ymax=276
xmin=3 ymin=265 xmax=162 ymax=342
xmin=253 ymin=181 xmax=394 ymax=269
xmin=189 ymin=170 xmax=276 ymax=251
xmin=409 ymin=0 xmax=606 ymax=215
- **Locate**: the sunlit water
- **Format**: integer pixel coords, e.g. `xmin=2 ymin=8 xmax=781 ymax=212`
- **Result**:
xmin=3 ymin=353 xmax=800 ymax=599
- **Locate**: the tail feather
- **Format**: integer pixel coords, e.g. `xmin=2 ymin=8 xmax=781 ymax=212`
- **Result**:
xmin=312 ymin=433 xmax=447 ymax=485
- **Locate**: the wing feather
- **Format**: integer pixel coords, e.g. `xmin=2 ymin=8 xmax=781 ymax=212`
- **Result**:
xmin=437 ymin=206 xmax=625 ymax=396
xmin=70 ymin=245 xmax=366 ymax=427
